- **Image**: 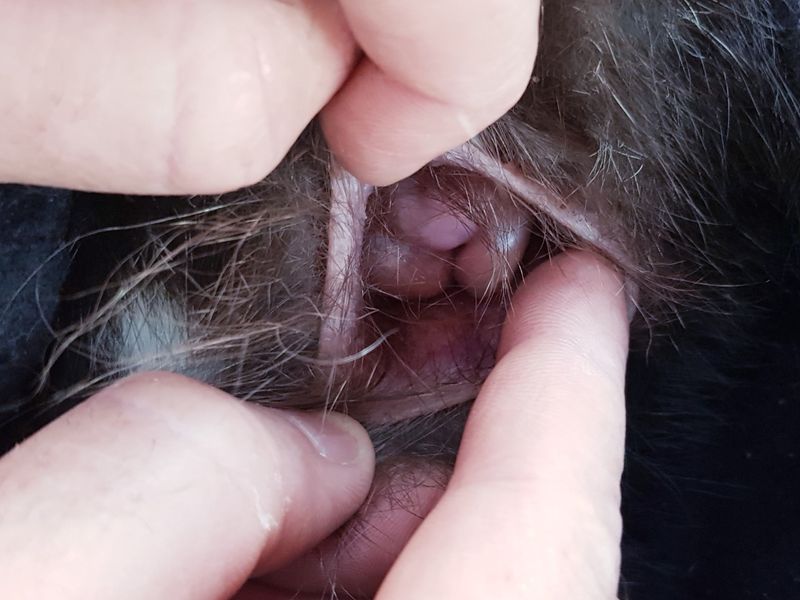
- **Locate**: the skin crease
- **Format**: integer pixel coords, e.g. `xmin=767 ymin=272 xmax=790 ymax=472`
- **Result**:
xmin=0 ymin=1 xmax=628 ymax=597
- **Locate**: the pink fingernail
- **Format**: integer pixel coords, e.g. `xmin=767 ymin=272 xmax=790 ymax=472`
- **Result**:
xmin=284 ymin=411 xmax=363 ymax=465
xmin=625 ymin=280 xmax=640 ymax=324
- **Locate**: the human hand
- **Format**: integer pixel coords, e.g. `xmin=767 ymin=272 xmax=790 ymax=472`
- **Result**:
xmin=378 ymin=250 xmax=629 ymax=598
xmin=0 ymin=0 xmax=539 ymax=194
xmin=0 ymin=251 xmax=628 ymax=599
xmin=0 ymin=373 xmax=376 ymax=599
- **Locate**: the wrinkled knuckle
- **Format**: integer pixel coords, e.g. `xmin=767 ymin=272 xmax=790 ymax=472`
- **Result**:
xmin=166 ymin=56 xmax=277 ymax=194
xmin=166 ymin=112 xmax=275 ymax=195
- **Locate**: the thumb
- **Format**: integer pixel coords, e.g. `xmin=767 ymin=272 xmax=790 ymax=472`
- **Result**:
xmin=0 ymin=372 xmax=375 ymax=600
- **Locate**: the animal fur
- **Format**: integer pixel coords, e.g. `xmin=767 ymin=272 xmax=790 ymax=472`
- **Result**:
xmin=7 ymin=1 xmax=800 ymax=597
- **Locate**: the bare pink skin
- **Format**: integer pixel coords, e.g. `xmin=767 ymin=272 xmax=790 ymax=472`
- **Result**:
xmin=454 ymin=210 xmax=530 ymax=296
xmin=364 ymin=233 xmax=454 ymax=299
xmin=262 ymin=464 xmax=447 ymax=597
xmin=0 ymin=251 xmax=628 ymax=599
xmin=318 ymin=165 xmax=370 ymax=361
xmin=390 ymin=176 xmax=479 ymax=252
xmin=320 ymin=144 xmax=631 ymax=425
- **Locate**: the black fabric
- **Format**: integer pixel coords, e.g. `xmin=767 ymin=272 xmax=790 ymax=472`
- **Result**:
xmin=621 ymin=315 xmax=800 ymax=599
xmin=0 ymin=185 xmax=72 ymax=416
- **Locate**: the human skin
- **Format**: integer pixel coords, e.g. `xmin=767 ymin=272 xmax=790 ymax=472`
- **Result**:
xmin=0 ymin=251 xmax=628 ymax=599
xmin=0 ymin=0 xmax=538 ymax=193
xmin=0 ymin=1 xmax=628 ymax=595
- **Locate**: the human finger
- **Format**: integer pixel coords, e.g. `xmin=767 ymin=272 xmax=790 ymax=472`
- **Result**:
xmin=0 ymin=0 xmax=356 ymax=194
xmin=0 ymin=372 xmax=375 ymax=599
xmin=378 ymin=251 xmax=630 ymax=598
xmin=321 ymin=0 xmax=540 ymax=185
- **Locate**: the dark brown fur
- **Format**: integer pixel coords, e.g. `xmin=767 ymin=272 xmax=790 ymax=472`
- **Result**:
xmin=8 ymin=1 xmax=800 ymax=597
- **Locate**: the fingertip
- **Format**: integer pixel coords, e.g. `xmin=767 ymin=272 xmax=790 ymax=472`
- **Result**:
xmin=278 ymin=410 xmax=374 ymax=467
xmin=378 ymin=251 xmax=628 ymax=599
xmin=239 ymin=407 xmax=376 ymax=573
xmin=323 ymin=0 xmax=539 ymax=186
xmin=499 ymin=250 xmax=630 ymax=363
xmin=0 ymin=372 xmax=375 ymax=599
xmin=112 ymin=374 xmax=377 ymax=575
xmin=95 ymin=374 xmax=377 ymax=580
xmin=320 ymin=61 xmax=494 ymax=186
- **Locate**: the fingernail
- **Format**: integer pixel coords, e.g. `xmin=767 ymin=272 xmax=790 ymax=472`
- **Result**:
xmin=283 ymin=411 xmax=364 ymax=465
xmin=625 ymin=279 xmax=640 ymax=324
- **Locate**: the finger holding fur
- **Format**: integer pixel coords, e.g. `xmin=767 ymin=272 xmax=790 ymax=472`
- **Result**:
xmin=0 ymin=372 xmax=374 ymax=600
xmin=0 ymin=0 xmax=356 ymax=194
xmin=378 ymin=251 xmax=629 ymax=599
xmin=322 ymin=0 xmax=539 ymax=185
